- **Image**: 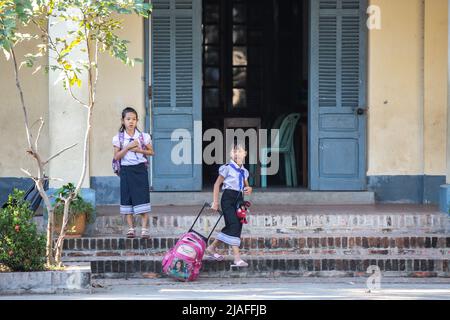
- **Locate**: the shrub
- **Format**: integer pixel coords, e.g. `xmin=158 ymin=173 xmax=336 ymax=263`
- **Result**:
xmin=0 ymin=189 xmax=46 ymax=272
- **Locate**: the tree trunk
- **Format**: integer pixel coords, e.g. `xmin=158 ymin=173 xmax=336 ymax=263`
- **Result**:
xmin=54 ymin=36 xmax=96 ymax=266
xmin=10 ymin=48 xmax=56 ymax=266
xmin=54 ymin=198 xmax=73 ymax=266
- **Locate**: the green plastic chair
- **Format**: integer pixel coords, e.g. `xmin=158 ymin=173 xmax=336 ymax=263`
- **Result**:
xmin=272 ymin=113 xmax=287 ymax=130
xmin=247 ymin=113 xmax=286 ymax=186
xmin=261 ymin=113 xmax=301 ymax=188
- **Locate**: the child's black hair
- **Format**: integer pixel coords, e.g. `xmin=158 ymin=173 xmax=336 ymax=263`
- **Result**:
xmin=119 ymin=107 xmax=139 ymax=132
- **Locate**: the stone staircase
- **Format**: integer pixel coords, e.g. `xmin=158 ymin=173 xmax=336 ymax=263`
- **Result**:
xmin=61 ymin=204 xmax=450 ymax=279
xmin=62 ymin=234 xmax=450 ymax=279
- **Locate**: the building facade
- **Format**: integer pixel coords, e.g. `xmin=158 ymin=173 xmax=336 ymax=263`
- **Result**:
xmin=1 ymin=0 xmax=449 ymax=210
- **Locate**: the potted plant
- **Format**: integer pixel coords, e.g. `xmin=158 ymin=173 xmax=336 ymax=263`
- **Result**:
xmin=53 ymin=183 xmax=94 ymax=238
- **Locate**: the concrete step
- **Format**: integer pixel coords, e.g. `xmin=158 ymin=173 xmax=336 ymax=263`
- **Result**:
xmin=143 ymin=190 xmax=376 ymax=206
xmin=63 ymin=233 xmax=450 ymax=253
xmin=61 ymin=235 xmax=450 ymax=280
xmin=61 ymin=235 xmax=450 ymax=260
xmin=87 ymin=255 xmax=450 ymax=279
xmin=85 ymin=204 xmax=450 ymax=236
xmin=63 ymin=251 xmax=449 ymax=263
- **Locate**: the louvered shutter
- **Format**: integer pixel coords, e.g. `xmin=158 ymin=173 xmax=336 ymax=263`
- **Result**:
xmin=151 ymin=0 xmax=202 ymax=191
xmin=309 ymin=0 xmax=367 ymax=190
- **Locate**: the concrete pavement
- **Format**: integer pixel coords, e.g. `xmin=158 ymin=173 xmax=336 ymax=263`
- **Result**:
xmin=1 ymin=277 xmax=450 ymax=300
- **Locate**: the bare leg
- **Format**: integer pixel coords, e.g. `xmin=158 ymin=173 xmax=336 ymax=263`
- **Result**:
xmin=140 ymin=213 xmax=150 ymax=238
xmin=207 ymin=239 xmax=221 ymax=252
xmin=141 ymin=213 xmax=149 ymax=229
xmin=205 ymin=239 xmax=224 ymax=261
xmin=232 ymin=245 xmax=241 ymax=262
xmin=126 ymin=214 xmax=134 ymax=228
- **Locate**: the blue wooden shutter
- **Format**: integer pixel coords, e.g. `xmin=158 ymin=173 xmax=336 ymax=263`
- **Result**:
xmin=151 ymin=0 xmax=202 ymax=191
xmin=309 ymin=0 xmax=367 ymax=190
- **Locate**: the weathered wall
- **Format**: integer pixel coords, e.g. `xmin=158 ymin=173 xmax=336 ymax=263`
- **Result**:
xmin=368 ymin=0 xmax=447 ymax=176
xmin=0 ymin=24 xmax=49 ymax=177
xmin=424 ymin=0 xmax=448 ymax=176
xmin=1 ymin=3 xmax=449 ymax=203
xmin=368 ymin=0 xmax=424 ymax=175
xmin=367 ymin=0 xmax=448 ymax=203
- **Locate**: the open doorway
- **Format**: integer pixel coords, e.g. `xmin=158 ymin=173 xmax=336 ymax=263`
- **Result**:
xmin=201 ymin=0 xmax=309 ymax=189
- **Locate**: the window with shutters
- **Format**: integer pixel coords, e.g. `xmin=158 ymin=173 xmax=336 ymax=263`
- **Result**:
xmin=151 ymin=0 xmax=202 ymax=191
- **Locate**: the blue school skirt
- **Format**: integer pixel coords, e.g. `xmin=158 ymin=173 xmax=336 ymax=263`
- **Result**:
xmin=119 ymin=163 xmax=151 ymax=215
xmin=216 ymin=189 xmax=244 ymax=246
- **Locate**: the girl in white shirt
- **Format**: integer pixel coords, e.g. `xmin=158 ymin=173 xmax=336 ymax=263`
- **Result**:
xmin=208 ymin=144 xmax=253 ymax=267
xmin=112 ymin=107 xmax=154 ymax=238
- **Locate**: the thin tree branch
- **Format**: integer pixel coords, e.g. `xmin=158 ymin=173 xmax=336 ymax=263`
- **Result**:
xmin=29 ymin=118 xmax=41 ymax=130
xmin=43 ymin=143 xmax=78 ymax=165
xmin=20 ymin=168 xmax=35 ymax=180
xmin=43 ymin=177 xmax=64 ymax=182
xmin=10 ymin=48 xmax=34 ymax=150
xmin=11 ymin=45 xmax=55 ymax=265
xmin=74 ymin=10 xmax=94 ymax=196
xmin=35 ymin=117 xmax=45 ymax=152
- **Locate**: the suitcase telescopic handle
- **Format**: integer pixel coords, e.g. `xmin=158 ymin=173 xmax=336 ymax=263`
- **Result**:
xmin=188 ymin=202 xmax=223 ymax=242
xmin=206 ymin=203 xmax=223 ymax=241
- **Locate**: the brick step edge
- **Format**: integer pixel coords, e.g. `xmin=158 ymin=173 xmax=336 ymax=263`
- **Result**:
xmin=61 ymin=236 xmax=450 ymax=252
xmin=88 ymin=258 xmax=450 ymax=276
xmin=62 ymin=249 xmax=449 ymax=260
xmin=87 ymin=214 xmax=450 ymax=236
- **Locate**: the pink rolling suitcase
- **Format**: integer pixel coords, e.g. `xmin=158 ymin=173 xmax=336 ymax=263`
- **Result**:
xmin=161 ymin=202 xmax=223 ymax=282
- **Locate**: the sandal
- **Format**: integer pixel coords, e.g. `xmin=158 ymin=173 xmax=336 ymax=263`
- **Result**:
xmin=231 ymin=259 xmax=248 ymax=267
xmin=141 ymin=228 xmax=150 ymax=239
xmin=205 ymin=248 xmax=224 ymax=261
xmin=126 ymin=228 xmax=136 ymax=238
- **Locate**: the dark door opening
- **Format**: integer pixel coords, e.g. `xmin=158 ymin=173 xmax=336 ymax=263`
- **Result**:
xmin=201 ymin=0 xmax=309 ymax=189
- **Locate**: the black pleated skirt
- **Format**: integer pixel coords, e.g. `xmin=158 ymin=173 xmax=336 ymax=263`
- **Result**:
xmin=216 ymin=189 xmax=244 ymax=246
xmin=119 ymin=163 xmax=151 ymax=215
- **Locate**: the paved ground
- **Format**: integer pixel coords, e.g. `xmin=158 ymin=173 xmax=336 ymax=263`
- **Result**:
xmin=1 ymin=277 xmax=450 ymax=300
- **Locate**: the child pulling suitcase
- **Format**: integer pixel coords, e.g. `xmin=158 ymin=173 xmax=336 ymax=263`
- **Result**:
xmin=161 ymin=202 xmax=223 ymax=282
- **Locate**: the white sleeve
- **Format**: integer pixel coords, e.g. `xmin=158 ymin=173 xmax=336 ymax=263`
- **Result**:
xmin=244 ymin=168 xmax=250 ymax=180
xmin=112 ymin=134 xmax=120 ymax=148
xmin=218 ymin=165 xmax=229 ymax=178
xmin=144 ymin=133 xmax=152 ymax=145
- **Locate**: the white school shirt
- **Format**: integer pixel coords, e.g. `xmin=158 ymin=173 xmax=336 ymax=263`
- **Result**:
xmin=218 ymin=159 xmax=249 ymax=192
xmin=112 ymin=130 xmax=152 ymax=166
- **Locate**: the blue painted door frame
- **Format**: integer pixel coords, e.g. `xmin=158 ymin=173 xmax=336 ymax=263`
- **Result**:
xmin=147 ymin=0 xmax=368 ymax=192
xmin=309 ymin=0 xmax=368 ymax=191
xmin=150 ymin=0 xmax=202 ymax=191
